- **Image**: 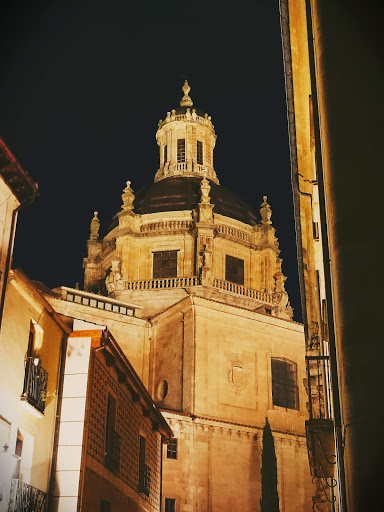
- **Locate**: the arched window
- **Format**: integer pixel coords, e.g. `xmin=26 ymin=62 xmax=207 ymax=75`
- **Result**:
xmin=271 ymin=358 xmax=298 ymax=410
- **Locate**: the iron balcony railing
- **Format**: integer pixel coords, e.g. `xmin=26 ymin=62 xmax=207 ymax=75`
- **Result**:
xmin=105 ymin=429 xmax=121 ymax=473
xmin=139 ymin=463 xmax=151 ymax=497
xmin=7 ymin=479 xmax=47 ymax=512
xmin=305 ymin=355 xmax=338 ymax=509
xmin=21 ymin=358 xmax=48 ymax=414
xmin=305 ymin=355 xmax=333 ymax=420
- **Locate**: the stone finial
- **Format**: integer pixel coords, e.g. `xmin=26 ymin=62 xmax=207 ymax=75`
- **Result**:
xmin=200 ymin=177 xmax=211 ymax=204
xmin=121 ymin=180 xmax=135 ymax=211
xmin=260 ymin=196 xmax=272 ymax=225
xmin=180 ymin=80 xmax=193 ymax=107
xmin=90 ymin=211 xmax=100 ymax=240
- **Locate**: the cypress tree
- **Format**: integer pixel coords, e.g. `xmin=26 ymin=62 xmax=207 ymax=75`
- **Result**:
xmin=260 ymin=418 xmax=280 ymax=512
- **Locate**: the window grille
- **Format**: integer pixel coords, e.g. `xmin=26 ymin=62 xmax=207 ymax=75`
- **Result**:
xmin=167 ymin=438 xmax=178 ymax=459
xmin=197 ymin=140 xmax=203 ymax=165
xmin=139 ymin=435 xmax=151 ymax=496
xmin=105 ymin=394 xmax=120 ymax=472
xmin=271 ymin=358 xmax=298 ymax=409
xmin=153 ymin=251 xmax=178 ymax=278
xmin=177 ymin=139 xmax=185 ymax=162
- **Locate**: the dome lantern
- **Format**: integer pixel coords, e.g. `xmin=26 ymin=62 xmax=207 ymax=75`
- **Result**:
xmin=155 ymin=82 xmax=219 ymax=184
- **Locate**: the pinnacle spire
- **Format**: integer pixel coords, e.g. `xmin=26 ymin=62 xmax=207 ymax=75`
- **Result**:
xmin=260 ymin=196 xmax=272 ymax=225
xmin=180 ymin=80 xmax=193 ymax=107
xmin=90 ymin=211 xmax=100 ymax=240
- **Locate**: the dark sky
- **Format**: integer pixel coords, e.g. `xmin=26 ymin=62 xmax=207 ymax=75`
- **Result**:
xmin=0 ymin=0 xmax=302 ymax=321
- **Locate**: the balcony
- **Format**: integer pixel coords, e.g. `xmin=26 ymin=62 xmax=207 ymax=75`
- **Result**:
xmin=21 ymin=358 xmax=48 ymax=414
xmin=306 ymin=355 xmax=333 ymax=421
xmin=139 ymin=463 xmax=151 ymax=497
xmin=105 ymin=429 xmax=121 ymax=473
xmin=305 ymin=356 xmax=338 ymax=508
xmin=8 ymin=479 xmax=47 ymax=512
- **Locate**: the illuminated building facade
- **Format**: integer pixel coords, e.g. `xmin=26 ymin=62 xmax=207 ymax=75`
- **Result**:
xmin=79 ymin=82 xmax=316 ymax=511
xmin=280 ymin=1 xmax=384 ymax=510
xmin=0 ymin=269 xmax=69 ymax=512
xmin=51 ymin=325 xmax=172 ymax=512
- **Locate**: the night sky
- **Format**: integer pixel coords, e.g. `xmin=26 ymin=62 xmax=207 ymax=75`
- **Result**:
xmin=0 ymin=0 xmax=302 ymax=321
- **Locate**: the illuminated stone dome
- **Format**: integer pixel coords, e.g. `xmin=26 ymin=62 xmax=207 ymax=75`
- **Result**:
xmin=133 ymin=177 xmax=258 ymax=226
xmin=83 ymin=82 xmax=292 ymax=321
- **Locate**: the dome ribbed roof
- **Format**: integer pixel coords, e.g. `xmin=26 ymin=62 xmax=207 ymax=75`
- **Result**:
xmin=132 ymin=177 xmax=258 ymax=225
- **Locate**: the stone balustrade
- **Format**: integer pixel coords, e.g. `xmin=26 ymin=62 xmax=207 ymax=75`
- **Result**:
xmin=113 ymin=276 xmax=199 ymax=291
xmin=159 ymin=112 xmax=213 ymax=129
xmin=141 ymin=220 xmax=193 ymax=233
xmin=173 ymin=162 xmax=187 ymax=171
xmin=216 ymin=224 xmax=251 ymax=242
xmin=107 ymin=275 xmax=280 ymax=307
xmin=212 ymin=278 xmax=276 ymax=304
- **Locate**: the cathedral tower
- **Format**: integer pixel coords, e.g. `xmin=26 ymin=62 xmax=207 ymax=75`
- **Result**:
xmin=82 ymin=83 xmax=315 ymax=512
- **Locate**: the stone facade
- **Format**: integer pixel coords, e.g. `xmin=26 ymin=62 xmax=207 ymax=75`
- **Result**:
xmin=78 ymin=83 xmax=316 ymax=511
xmin=153 ymin=295 xmax=314 ymax=511
xmin=53 ymin=327 xmax=172 ymax=512
xmin=0 ymin=269 xmax=69 ymax=512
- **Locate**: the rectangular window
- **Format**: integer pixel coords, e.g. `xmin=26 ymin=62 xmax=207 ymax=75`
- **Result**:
xmin=165 ymin=498 xmax=176 ymax=512
xmin=177 ymin=139 xmax=185 ymax=163
xmin=164 ymin=145 xmax=168 ymax=164
xmin=197 ymin=140 xmax=203 ymax=165
xmin=153 ymin=251 xmax=178 ymax=279
xmin=313 ymin=221 xmax=319 ymax=240
xmin=271 ymin=358 xmax=298 ymax=410
xmin=105 ymin=394 xmax=120 ymax=472
xmin=100 ymin=501 xmax=111 ymax=512
xmin=15 ymin=432 xmax=23 ymax=457
xmin=166 ymin=438 xmax=178 ymax=459
xmin=225 ymin=255 xmax=244 ymax=285
xmin=139 ymin=435 xmax=150 ymax=496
